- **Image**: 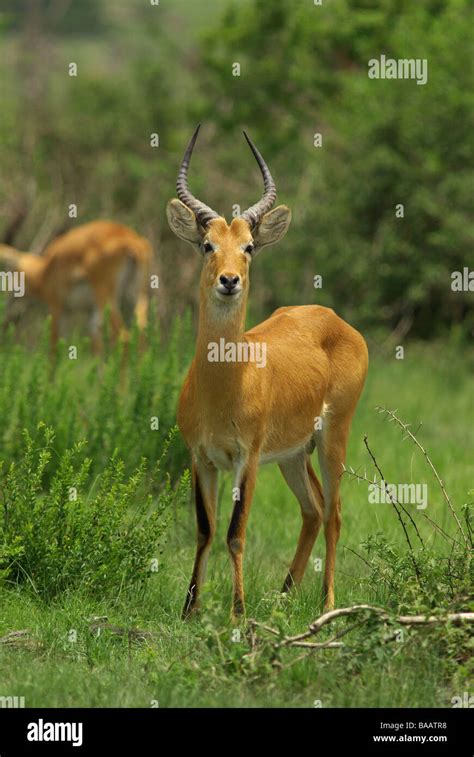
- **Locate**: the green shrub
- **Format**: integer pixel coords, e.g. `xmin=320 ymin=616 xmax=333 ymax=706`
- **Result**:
xmin=361 ymin=532 xmax=473 ymax=613
xmin=0 ymin=424 xmax=190 ymax=600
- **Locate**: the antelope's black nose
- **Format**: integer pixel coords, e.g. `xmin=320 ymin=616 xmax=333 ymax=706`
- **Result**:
xmin=219 ymin=274 xmax=240 ymax=291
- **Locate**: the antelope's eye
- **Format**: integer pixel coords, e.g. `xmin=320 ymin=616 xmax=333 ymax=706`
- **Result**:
xmin=244 ymin=243 xmax=254 ymax=254
xmin=202 ymin=241 xmax=213 ymax=253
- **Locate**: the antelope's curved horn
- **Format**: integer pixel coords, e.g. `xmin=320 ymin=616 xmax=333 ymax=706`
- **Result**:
xmin=176 ymin=125 xmax=219 ymax=228
xmin=240 ymin=131 xmax=277 ymax=229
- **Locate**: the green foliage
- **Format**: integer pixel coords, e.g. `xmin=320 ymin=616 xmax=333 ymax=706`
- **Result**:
xmin=361 ymin=532 xmax=473 ymax=612
xmin=0 ymin=2 xmax=180 ymax=244
xmin=198 ymin=0 xmax=473 ymax=336
xmin=1 ymin=0 xmax=471 ymax=338
xmin=0 ymin=311 xmax=192 ymax=482
xmin=0 ymin=307 xmax=193 ymax=601
xmin=0 ymin=423 xmax=188 ymax=600
xmin=0 ymin=1 xmax=108 ymax=35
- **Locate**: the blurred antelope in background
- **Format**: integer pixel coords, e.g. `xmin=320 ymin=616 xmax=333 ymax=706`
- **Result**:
xmin=167 ymin=126 xmax=368 ymax=619
xmin=0 ymin=220 xmax=151 ymax=349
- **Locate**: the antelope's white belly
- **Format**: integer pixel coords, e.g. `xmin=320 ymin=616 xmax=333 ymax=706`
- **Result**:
xmin=259 ymin=440 xmax=313 ymax=466
xmin=204 ymin=446 xmax=237 ymax=471
xmin=200 ymin=435 xmax=315 ymax=472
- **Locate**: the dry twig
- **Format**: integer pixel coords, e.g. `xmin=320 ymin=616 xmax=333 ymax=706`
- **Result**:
xmin=376 ymin=406 xmax=469 ymax=546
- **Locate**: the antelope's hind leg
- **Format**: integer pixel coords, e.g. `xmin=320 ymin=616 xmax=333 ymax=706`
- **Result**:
xmin=316 ymin=412 xmax=353 ymax=610
xmin=279 ymin=453 xmax=324 ymax=592
xmin=182 ymin=458 xmax=218 ymax=619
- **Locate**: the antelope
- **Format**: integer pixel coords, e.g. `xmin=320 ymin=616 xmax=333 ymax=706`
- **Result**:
xmin=167 ymin=126 xmax=368 ymax=619
xmin=0 ymin=220 xmax=151 ymax=349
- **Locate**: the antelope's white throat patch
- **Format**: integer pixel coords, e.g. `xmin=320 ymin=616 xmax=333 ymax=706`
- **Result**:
xmin=207 ymin=338 xmax=267 ymax=368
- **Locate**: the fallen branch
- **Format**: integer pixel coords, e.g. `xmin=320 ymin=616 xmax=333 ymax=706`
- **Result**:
xmin=247 ymin=605 xmax=474 ymax=663
xmin=396 ymin=612 xmax=474 ymax=626
xmin=281 ymin=605 xmax=474 ymax=648
xmin=248 ymin=619 xmax=280 ymax=637
xmin=0 ymin=629 xmax=42 ymax=650
xmin=280 ymin=604 xmax=387 ymax=646
xmin=286 ymin=641 xmax=344 ymax=649
xmin=0 ymin=629 xmax=31 ymax=644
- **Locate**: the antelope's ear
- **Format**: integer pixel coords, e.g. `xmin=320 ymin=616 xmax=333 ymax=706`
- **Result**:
xmin=166 ymin=199 xmax=202 ymax=244
xmin=253 ymin=205 xmax=292 ymax=251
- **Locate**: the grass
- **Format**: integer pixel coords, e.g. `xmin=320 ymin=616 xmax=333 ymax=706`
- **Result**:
xmin=0 ymin=319 xmax=472 ymax=708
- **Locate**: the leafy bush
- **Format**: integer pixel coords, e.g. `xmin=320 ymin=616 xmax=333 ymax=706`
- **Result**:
xmin=0 ymin=424 xmax=190 ymax=600
xmin=361 ymin=532 xmax=473 ymax=613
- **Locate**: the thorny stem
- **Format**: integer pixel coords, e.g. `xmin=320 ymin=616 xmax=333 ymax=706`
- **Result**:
xmin=376 ymin=406 xmax=469 ymax=547
xmin=363 ymin=434 xmax=422 ymax=581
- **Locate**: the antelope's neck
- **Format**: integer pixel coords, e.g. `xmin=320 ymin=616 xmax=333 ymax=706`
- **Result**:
xmin=194 ymin=295 xmax=248 ymax=394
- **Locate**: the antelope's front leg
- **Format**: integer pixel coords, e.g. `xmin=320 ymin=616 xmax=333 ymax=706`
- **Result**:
xmin=227 ymin=456 xmax=258 ymax=618
xmin=182 ymin=458 xmax=218 ymax=619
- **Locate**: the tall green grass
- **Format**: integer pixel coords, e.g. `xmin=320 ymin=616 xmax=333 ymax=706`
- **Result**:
xmin=0 ymin=307 xmax=192 ymax=481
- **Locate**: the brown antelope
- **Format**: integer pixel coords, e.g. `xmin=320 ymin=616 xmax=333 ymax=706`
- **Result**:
xmin=167 ymin=126 xmax=368 ymax=619
xmin=0 ymin=220 xmax=151 ymax=349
